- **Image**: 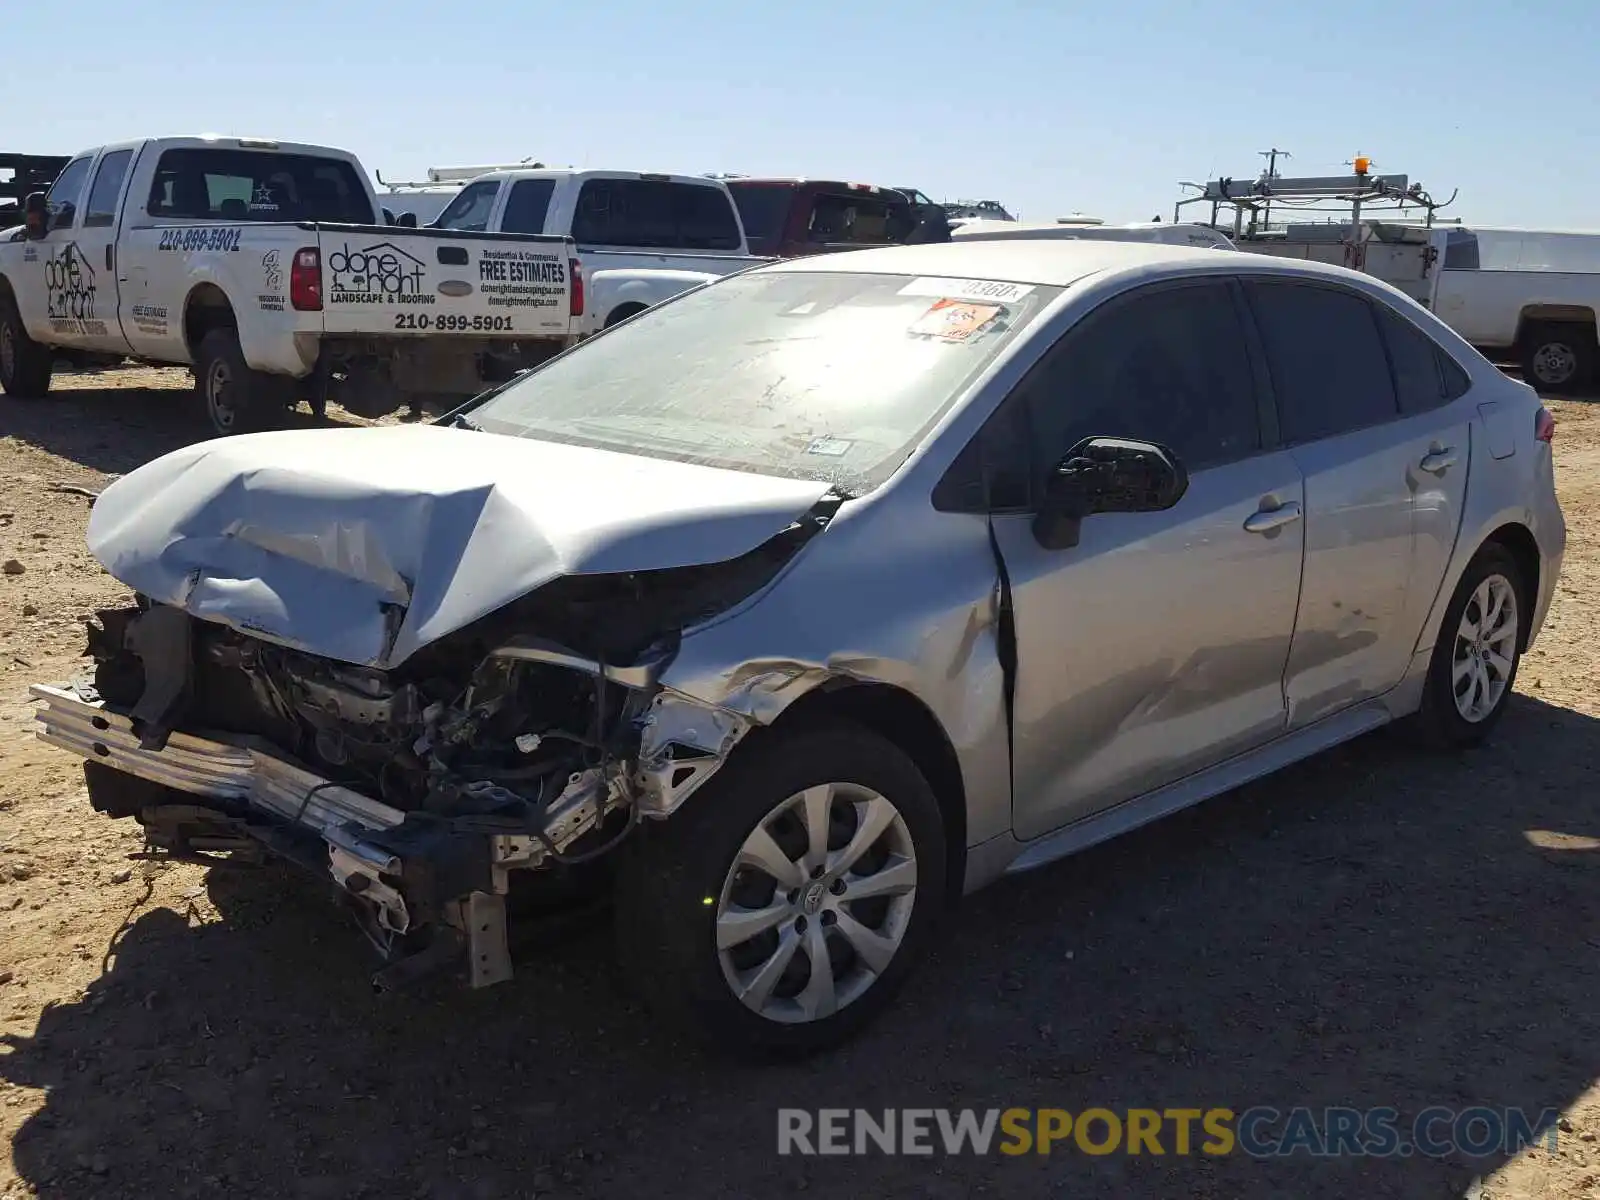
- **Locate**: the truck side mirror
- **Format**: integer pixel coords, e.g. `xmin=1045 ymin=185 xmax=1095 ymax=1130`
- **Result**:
xmin=23 ymin=193 xmax=47 ymax=239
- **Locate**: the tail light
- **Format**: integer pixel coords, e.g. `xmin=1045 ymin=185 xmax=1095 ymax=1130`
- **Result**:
xmin=569 ymin=258 xmax=584 ymax=318
xmin=290 ymin=247 xmax=322 ymax=312
xmin=1535 ymin=406 xmax=1556 ymax=443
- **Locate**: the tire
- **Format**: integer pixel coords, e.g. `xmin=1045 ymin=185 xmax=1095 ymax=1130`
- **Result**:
xmin=603 ymin=304 xmax=647 ymax=329
xmin=614 ymin=722 xmax=948 ymax=1058
xmin=1411 ymin=543 xmax=1528 ymax=748
xmin=1519 ymin=322 xmax=1595 ymax=392
xmin=194 ymin=327 xmax=291 ymax=436
xmin=0 ymin=291 xmax=54 ymax=398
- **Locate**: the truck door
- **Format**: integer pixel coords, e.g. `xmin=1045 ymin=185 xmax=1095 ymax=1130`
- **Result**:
xmin=68 ymin=146 xmax=137 ymax=355
xmin=12 ymin=154 xmax=94 ymax=347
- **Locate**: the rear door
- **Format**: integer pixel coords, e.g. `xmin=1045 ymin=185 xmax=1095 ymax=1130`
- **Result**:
xmin=1243 ymin=278 xmax=1467 ymax=728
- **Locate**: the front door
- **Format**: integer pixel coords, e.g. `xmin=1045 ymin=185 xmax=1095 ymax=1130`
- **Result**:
xmin=68 ymin=146 xmax=136 ymax=355
xmin=984 ymin=279 xmax=1307 ymax=841
xmin=12 ymin=154 xmax=96 ymax=349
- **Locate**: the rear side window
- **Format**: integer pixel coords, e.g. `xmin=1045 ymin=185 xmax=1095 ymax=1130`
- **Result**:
xmin=83 ymin=150 xmax=134 ymax=228
xmin=1438 ymin=350 xmax=1471 ymax=400
xmin=1245 ymin=280 xmax=1399 ymax=443
xmin=433 ymin=180 xmax=500 ymax=231
xmin=572 ymin=179 xmax=741 ymax=251
xmin=727 ymin=184 xmax=791 ymax=255
xmin=1443 ymin=230 xmax=1480 ymax=270
xmin=1376 ymin=306 xmax=1451 ymax=415
xmin=500 ymin=179 xmax=555 ymax=235
xmin=145 ymin=149 xmax=375 ymax=224
xmin=44 ymin=156 xmax=93 ymax=230
xmin=807 ymin=192 xmax=914 ymax=246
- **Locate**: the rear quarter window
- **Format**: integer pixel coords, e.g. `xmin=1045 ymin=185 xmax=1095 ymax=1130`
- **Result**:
xmin=572 ymin=179 xmax=741 ymax=251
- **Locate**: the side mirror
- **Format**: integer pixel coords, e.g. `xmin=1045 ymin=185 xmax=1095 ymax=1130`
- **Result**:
xmin=1031 ymin=436 xmax=1188 ymax=550
xmin=22 ymin=193 xmax=47 ymax=239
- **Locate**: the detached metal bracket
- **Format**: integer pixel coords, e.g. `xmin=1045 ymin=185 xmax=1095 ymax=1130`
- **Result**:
xmin=460 ymin=891 xmax=512 ymax=989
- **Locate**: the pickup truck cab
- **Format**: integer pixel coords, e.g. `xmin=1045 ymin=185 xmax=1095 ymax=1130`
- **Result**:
xmin=428 ymin=168 xmax=767 ymax=331
xmin=724 ymin=178 xmax=950 ymax=258
xmin=0 ymin=136 xmax=580 ymax=433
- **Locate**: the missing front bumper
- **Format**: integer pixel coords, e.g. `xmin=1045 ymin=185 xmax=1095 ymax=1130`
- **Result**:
xmin=30 ymin=682 xmax=520 ymax=989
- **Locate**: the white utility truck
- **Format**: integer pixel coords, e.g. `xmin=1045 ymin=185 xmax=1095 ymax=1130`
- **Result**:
xmin=0 ymin=136 xmax=581 ymax=433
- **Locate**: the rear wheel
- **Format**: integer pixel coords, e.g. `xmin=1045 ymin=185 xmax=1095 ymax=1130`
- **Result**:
xmin=1520 ymin=322 xmax=1595 ymax=391
xmin=614 ymin=723 xmax=948 ymax=1057
xmin=195 ymin=328 xmax=290 ymax=436
xmin=0 ymin=292 xmax=54 ymax=398
xmin=1412 ymin=544 xmax=1527 ymax=748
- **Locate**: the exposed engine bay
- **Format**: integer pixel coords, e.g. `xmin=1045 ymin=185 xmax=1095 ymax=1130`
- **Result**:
xmin=36 ymin=511 xmax=834 ymax=990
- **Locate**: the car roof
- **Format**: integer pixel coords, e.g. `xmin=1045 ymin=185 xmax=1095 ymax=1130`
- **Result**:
xmin=763 ymin=238 xmax=1374 ymax=290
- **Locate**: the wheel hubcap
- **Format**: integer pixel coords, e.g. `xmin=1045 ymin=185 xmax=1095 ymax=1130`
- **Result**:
xmin=1532 ymin=342 xmax=1576 ymax=385
xmin=1452 ymin=574 xmax=1518 ymax=723
xmin=207 ymin=358 xmax=235 ymax=431
xmin=716 ymin=782 xmax=917 ymax=1025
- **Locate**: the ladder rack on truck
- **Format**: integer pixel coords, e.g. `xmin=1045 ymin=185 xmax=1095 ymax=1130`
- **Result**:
xmin=0 ymin=153 xmax=69 ymax=230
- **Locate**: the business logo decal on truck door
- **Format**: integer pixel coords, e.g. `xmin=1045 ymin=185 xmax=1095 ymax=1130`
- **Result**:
xmin=259 ymin=250 xmax=286 ymax=312
xmin=43 ymin=244 xmax=108 ymax=336
xmin=327 ymin=242 xmax=432 ymax=306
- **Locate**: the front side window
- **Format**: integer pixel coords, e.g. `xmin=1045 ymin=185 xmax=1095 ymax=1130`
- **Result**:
xmin=1021 ymin=280 xmax=1262 ymax=481
xmin=434 ymin=180 xmax=501 ymax=231
xmin=728 ymin=184 xmax=792 ymax=255
xmin=1244 ymin=279 xmax=1399 ymax=444
xmin=83 ymin=150 xmax=133 ymax=228
xmin=44 ymin=156 xmax=93 ymax=230
xmin=807 ymin=193 xmax=915 ymax=246
xmin=470 ymin=270 xmax=1060 ymax=495
xmin=145 ymin=149 xmax=375 ymax=224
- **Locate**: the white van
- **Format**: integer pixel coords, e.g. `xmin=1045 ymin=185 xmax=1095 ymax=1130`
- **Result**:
xmin=952 ymin=219 xmax=1235 ymax=250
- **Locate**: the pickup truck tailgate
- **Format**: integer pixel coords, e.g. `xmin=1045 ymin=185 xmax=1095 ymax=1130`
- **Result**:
xmin=312 ymin=225 xmax=575 ymax=338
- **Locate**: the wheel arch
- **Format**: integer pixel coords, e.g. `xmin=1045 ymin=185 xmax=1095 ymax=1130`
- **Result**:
xmin=1481 ymin=522 xmax=1542 ymax=651
xmin=768 ymin=679 xmax=968 ymax=903
xmin=182 ymin=283 xmax=237 ymax=362
xmin=604 ymin=301 xmax=649 ymax=328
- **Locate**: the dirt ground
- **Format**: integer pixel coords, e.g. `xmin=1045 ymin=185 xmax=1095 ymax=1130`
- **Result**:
xmin=0 ymin=367 xmax=1596 ymax=1199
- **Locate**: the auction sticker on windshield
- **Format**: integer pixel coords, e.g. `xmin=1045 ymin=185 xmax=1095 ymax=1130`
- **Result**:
xmin=898 ymin=277 xmax=1035 ymax=304
xmin=909 ymin=299 xmax=1002 ymax=342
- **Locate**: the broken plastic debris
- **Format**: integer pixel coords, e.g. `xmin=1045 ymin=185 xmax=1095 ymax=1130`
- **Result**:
xmin=514 ymin=732 xmax=543 ymax=754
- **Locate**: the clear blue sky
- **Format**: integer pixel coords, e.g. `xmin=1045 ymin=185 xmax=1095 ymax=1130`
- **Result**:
xmin=5 ymin=0 xmax=1598 ymax=228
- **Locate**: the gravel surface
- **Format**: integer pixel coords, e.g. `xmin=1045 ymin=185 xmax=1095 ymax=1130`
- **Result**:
xmin=1 ymin=367 xmax=1596 ymax=1199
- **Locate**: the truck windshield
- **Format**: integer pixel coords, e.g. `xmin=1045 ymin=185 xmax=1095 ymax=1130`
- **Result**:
xmin=469 ymin=270 xmax=1060 ymax=495
xmin=145 ymin=149 xmax=375 ymax=225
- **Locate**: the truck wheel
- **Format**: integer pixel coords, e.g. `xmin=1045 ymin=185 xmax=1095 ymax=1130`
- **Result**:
xmin=0 ymin=293 xmax=54 ymax=398
xmin=1520 ymin=322 xmax=1595 ymax=392
xmin=195 ymin=328 xmax=289 ymax=436
xmin=614 ymin=722 xmax=947 ymax=1058
xmin=604 ymin=304 xmax=648 ymax=329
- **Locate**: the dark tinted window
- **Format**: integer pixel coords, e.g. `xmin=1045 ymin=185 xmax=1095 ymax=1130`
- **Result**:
xmin=1438 ymin=349 xmax=1472 ymax=399
xmin=44 ymin=156 xmax=93 ymax=230
xmin=572 ymin=179 xmax=741 ymax=251
xmin=499 ymin=179 xmax=554 ymax=235
xmin=727 ymin=184 xmax=791 ymax=255
xmin=83 ymin=150 xmax=133 ymax=228
xmin=433 ymin=180 xmax=500 ymax=231
xmin=1246 ymin=280 xmax=1398 ymax=443
xmin=146 ymin=149 xmax=375 ymax=224
xmin=807 ymin=192 xmax=914 ymax=246
xmin=1377 ymin=305 xmax=1449 ymax=415
xmin=1017 ymin=281 xmax=1261 ymax=486
xmin=1444 ymin=230 xmax=1480 ymax=270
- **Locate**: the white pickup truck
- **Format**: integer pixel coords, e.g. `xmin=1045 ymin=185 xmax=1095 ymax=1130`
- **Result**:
xmin=0 ymin=136 xmax=581 ymax=433
xmin=426 ymin=168 xmax=770 ymax=332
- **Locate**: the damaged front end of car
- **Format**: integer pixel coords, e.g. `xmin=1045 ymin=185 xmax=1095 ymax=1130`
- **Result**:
xmin=30 ymin=509 xmax=832 ymax=991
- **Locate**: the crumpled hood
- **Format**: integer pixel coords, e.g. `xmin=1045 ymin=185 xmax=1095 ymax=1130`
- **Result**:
xmin=87 ymin=424 xmax=832 ymax=668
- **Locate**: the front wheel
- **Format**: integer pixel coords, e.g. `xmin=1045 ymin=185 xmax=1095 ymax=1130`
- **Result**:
xmin=614 ymin=723 xmax=948 ymax=1057
xmin=195 ymin=327 xmax=291 ymax=436
xmin=1412 ymin=544 xmax=1527 ymax=748
xmin=0 ymin=293 xmax=54 ymax=398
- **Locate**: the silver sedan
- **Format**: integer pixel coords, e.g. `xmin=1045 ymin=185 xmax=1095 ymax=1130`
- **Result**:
xmin=36 ymin=239 xmax=1565 ymax=1056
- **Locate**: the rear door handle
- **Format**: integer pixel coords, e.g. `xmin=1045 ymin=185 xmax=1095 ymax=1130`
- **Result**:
xmin=1419 ymin=448 xmax=1457 ymax=475
xmin=1243 ymin=501 xmax=1303 ymax=534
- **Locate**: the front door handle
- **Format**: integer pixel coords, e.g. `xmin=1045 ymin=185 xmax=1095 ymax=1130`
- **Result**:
xmin=1419 ymin=447 xmax=1457 ymax=475
xmin=1243 ymin=501 xmax=1303 ymax=534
